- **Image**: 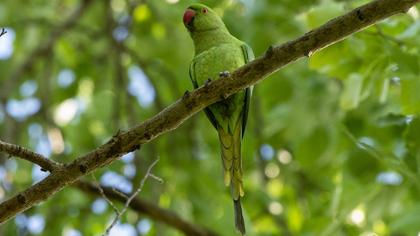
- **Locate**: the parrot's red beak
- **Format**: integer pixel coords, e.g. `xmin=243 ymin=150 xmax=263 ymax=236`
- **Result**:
xmin=183 ymin=9 xmax=196 ymax=26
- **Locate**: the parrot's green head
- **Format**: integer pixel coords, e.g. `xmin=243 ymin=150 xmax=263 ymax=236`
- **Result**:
xmin=183 ymin=4 xmax=225 ymax=33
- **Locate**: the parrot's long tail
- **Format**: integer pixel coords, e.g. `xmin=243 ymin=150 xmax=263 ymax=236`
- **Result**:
xmin=218 ymin=123 xmax=246 ymax=235
xmin=234 ymin=199 xmax=245 ymax=235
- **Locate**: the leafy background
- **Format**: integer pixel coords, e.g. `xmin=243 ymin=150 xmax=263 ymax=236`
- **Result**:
xmin=0 ymin=0 xmax=419 ymax=235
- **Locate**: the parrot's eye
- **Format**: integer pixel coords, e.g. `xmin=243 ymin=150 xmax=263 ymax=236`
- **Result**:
xmin=202 ymin=8 xmax=208 ymax=14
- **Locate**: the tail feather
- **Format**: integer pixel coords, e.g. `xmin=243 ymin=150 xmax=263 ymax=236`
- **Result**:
xmin=218 ymin=124 xmax=244 ymax=200
xmin=218 ymin=123 xmax=246 ymax=234
xmin=234 ymin=199 xmax=246 ymax=235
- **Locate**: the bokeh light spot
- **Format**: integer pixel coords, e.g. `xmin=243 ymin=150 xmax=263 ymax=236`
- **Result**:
xmin=92 ymin=198 xmax=108 ymax=214
xmin=0 ymin=27 xmax=15 ymax=60
xmin=269 ymin=201 xmax=283 ymax=215
xmin=277 ymin=149 xmax=292 ymax=164
xmin=128 ymin=65 xmax=155 ymax=107
xmin=265 ymin=162 xmax=280 ymax=179
xmin=57 ymin=69 xmax=76 ymax=88
xmin=260 ymin=144 xmax=274 ymax=160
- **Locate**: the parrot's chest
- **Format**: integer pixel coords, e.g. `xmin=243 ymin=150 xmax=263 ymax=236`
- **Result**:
xmin=193 ymin=43 xmax=246 ymax=129
xmin=194 ymin=44 xmax=244 ymax=85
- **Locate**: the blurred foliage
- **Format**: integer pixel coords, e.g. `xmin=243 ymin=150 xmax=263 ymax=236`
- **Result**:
xmin=0 ymin=0 xmax=420 ymax=235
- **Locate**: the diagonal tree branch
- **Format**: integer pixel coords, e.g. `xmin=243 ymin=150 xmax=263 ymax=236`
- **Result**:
xmin=76 ymin=181 xmax=218 ymax=236
xmin=0 ymin=0 xmax=418 ymax=224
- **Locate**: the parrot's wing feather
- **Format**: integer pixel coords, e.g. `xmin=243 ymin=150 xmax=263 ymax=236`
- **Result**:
xmin=189 ymin=60 xmax=218 ymax=129
xmin=203 ymin=107 xmax=219 ymax=130
xmin=241 ymin=43 xmax=255 ymax=63
xmin=240 ymin=43 xmax=255 ymax=138
xmin=242 ymin=88 xmax=251 ymax=138
xmin=188 ymin=61 xmax=199 ymax=88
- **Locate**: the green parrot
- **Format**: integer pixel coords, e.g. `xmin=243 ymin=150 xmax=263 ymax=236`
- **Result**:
xmin=183 ymin=4 xmax=254 ymax=235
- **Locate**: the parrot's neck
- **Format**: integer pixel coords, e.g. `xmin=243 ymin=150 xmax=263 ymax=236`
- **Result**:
xmin=191 ymin=27 xmax=238 ymax=55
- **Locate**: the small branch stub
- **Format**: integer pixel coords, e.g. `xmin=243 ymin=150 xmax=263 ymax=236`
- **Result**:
xmin=0 ymin=28 xmax=7 ymax=37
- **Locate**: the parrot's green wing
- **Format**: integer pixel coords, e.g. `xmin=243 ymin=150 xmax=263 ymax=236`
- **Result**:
xmin=189 ymin=43 xmax=254 ymax=133
xmin=240 ymin=43 xmax=254 ymax=138
xmin=189 ymin=61 xmax=219 ymax=129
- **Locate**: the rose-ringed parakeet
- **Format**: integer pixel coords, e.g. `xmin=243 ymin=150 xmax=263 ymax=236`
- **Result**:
xmin=183 ymin=4 xmax=254 ymax=235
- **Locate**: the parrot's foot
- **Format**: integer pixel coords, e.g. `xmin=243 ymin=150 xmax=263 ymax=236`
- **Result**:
xmin=219 ymin=71 xmax=230 ymax=78
xmin=265 ymin=45 xmax=274 ymax=57
xmin=183 ymin=90 xmax=190 ymax=99
xmin=205 ymin=78 xmax=212 ymax=86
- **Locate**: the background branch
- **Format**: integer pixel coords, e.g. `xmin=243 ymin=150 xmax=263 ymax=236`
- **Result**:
xmin=0 ymin=0 xmax=418 ymax=224
xmin=76 ymin=180 xmax=218 ymax=236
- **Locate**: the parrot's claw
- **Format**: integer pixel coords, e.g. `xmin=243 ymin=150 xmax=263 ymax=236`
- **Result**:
xmin=183 ymin=90 xmax=190 ymax=99
xmin=219 ymin=71 xmax=230 ymax=78
xmin=204 ymin=78 xmax=212 ymax=86
xmin=265 ymin=45 xmax=274 ymax=57
xmin=113 ymin=129 xmax=122 ymax=137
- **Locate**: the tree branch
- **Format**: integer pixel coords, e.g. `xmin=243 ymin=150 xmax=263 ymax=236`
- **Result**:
xmin=0 ymin=0 xmax=418 ymax=224
xmin=0 ymin=140 xmax=63 ymax=172
xmin=75 ymin=181 xmax=218 ymax=236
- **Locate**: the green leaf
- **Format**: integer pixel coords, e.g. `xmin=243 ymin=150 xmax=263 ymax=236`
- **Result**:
xmin=401 ymin=76 xmax=420 ymax=114
xmin=340 ymin=73 xmax=363 ymax=110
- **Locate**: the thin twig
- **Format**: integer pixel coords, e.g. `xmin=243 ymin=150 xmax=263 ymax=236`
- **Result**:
xmin=149 ymin=173 xmax=164 ymax=183
xmin=91 ymin=174 xmax=120 ymax=214
xmin=0 ymin=140 xmax=63 ymax=172
xmin=103 ymin=158 xmax=160 ymax=236
xmin=0 ymin=28 xmax=7 ymax=37
xmin=340 ymin=125 xmax=419 ymax=186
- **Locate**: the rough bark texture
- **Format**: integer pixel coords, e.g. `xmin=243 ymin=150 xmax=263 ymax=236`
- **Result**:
xmin=0 ymin=0 xmax=418 ymax=223
xmin=0 ymin=141 xmax=63 ymax=172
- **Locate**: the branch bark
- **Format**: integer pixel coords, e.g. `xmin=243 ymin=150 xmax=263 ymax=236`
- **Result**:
xmin=0 ymin=0 xmax=418 ymax=223
xmin=0 ymin=140 xmax=63 ymax=172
